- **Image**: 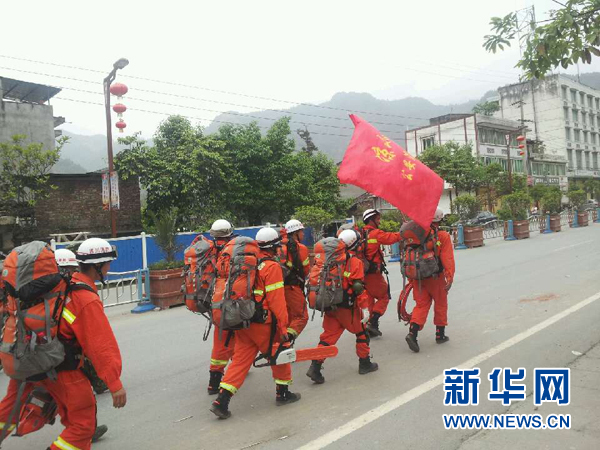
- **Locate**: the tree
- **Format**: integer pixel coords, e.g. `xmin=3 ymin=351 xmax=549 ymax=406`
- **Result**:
xmin=476 ymin=162 xmax=503 ymax=211
xmin=529 ymin=183 xmax=549 ymax=208
xmin=149 ymin=207 xmax=184 ymax=268
xmin=296 ymin=126 xmax=318 ymax=155
xmin=540 ymin=187 xmax=563 ymax=214
xmin=293 ymin=205 xmax=334 ymax=241
xmin=0 ymin=134 xmax=66 ymax=243
xmin=494 ymin=172 xmax=527 ymax=197
xmin=453 ymin=194 xmax=482 ymax=222
xmin=115 ymin=118 xmax=225 ymax=229
xmin=497 ymin=191 xmax=531 ymax=221
xmin=484 ymin=0 xmax=600 ymax=79
xmin=472 ymin=101 xmax=500 ymax=116
xmin=567 ymin=189 xmax=587 ymax=210
xmin=583 ymin=179 xmax=600 ymax=200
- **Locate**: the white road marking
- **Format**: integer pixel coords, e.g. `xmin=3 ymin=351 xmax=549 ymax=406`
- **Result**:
xmin=552 ymin=240 xmax=595 ymax=253
xmin=297 ymin=290 xmax=600 ymax=450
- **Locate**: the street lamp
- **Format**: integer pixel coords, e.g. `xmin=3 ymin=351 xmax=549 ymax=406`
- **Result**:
xmin=103 ymin=58 xmax=129 ymax=238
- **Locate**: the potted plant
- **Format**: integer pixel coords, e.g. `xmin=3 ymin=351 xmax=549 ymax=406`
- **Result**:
xmin=148 ymin=208 xmax=185 ymax=309
xmin=453 ymin=194 xmax=484 ymax=248
xmin=540 ymin=187 xmax=562 ymax=232
xmin=567 ymin=189 xmax=588 ymax=227
xmin=498 ymin=191 xmax=531 ymax=239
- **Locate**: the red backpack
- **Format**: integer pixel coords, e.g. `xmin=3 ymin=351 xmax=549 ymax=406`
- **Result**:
xmin=399 ymin=221 xmax=441 ymax=281
xmin=0 ymin=242 xmax=68 ymax=381
xmin=183 ymin=236 xmax=217 ymax=315
xmin=307 ymin=237 xmax=348 ymax=311
xmin=211 ymin=237 xmax=265 ymax=331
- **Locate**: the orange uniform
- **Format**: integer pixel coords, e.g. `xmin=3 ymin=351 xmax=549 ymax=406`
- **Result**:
xmin=281 ymin=241 xmax=310 ymax=337
xmin=317 ymin=255 xmax=371 ymax=360
xmin=362 ymin=225 xmax=401 ymax=316
xmin=0 ymin=272 xmax=123 ymax=450
xmin=410 ymin=230 xmax=455 ymax=329
xmin=219 ymin=251 xmax=291 ymax=394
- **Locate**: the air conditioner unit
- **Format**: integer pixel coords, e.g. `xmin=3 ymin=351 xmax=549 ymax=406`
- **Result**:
xmin=576 ymin=144 xmax=581 ymax=148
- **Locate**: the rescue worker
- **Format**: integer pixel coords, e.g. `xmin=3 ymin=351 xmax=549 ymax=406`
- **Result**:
xmin=306 ymin=229 xmax=378 ymax=384
xmin=210 ymin=227 xmax=301 ymax=419
xmin=361 ymin=209 xmax=401 ymax=337
xmin=280 ymin=219 xmax=310 ymax=339
xmin=405 ymin=208 xmax=455 ymax=353
xmin=54 ymin=248 xmax=109 ymax=442
xmin=207 ymin=219 xmax=237 ymax=395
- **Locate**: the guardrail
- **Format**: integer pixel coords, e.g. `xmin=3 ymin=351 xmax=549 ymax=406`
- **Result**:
xmin=97 ymin=268 xmax=151 ymax=308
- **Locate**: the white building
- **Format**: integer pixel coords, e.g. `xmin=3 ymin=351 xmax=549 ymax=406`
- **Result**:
xmin=405 ymin=113 xmax=533 ymax=213
xmin=497 ymin=75 xmax=596 ymax=184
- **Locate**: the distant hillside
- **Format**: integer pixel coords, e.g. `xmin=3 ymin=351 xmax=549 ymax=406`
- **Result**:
xmin=59 ymin=131 xmax=131 ymax=172
xmin=51 ymin=157 xmax=87 ymax=174
xmin=204 ymin=92 xmax=484 ymax=162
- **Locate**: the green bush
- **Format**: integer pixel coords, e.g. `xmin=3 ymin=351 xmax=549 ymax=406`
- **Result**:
xmin=453 ymin=194 xmax=481 ymax=222
xmin=378 ymin=219 xmax=400 ymax=232
xmin=149 ymin=259 xmax=185 ymax=270
xmin=566 ymin=189 xmax=587 ymax=211
xmin=540 ymin=189 xmax=562 ymax=215
xmin=441 ymin=214 xmax=459 ymax=227
xmin=497 ymin=191 xmax=531 ymax=221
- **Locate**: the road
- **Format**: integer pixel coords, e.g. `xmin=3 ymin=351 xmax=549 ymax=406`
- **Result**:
xmin=2 ymin=224 xmax=600 ymax=450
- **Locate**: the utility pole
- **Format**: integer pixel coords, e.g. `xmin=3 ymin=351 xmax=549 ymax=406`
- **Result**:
xmin=506 ymin=133 xmax=513 ymax=194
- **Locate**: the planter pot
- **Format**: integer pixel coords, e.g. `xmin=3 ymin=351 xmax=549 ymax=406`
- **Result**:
xmin=577 ymin=212 xmax=589 ymax=227
xmin=504 ymin=220 xmax=530 ymax=240
xmin=549 ymin=214 xmax=561 ymax=232
xmin=149 ymin=268 xmax=185 ymax=309
xmin=463 ymin=226 xmax=484 ymax=248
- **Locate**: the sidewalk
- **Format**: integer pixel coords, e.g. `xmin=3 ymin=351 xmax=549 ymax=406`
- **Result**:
xmin=459 ymin=341 xmax=600 ymax=450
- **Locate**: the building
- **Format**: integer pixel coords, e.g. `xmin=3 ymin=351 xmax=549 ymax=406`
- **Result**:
xmin=0 ymin=77 xmax=65 ymax=252
xmin=497 ymin=75 xmax=595 ymax=185
xmin=405 ymin=113 xmax=533 ymax=212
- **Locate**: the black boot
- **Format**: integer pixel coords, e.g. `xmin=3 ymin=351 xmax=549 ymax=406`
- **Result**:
xmin=92 ymin=424 xmax=108 ymax=443
xmin=436 ymin=326 xmax=450 ymax=344
xmin=207 ymin=371 xmax=223 ymax=395
xmin=405 ymin=323 xmax=420 ymax=353
xmin=210 ymin=389 xmax=232 ymax=419
xmin=358 ymin=356 xmax=379 ymax=374
xmin=306 ymin=361 xmax=325 ymax=384
xmin=366 ymin=313 xmax=383 ymax=337
xmin=275 ymin=384 xmax=302 ymax=406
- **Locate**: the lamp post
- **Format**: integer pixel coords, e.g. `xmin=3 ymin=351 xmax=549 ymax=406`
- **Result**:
xmin=103 ymin=58 xmax=129 ymax=238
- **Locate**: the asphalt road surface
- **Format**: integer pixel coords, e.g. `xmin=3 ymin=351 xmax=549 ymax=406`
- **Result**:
xmin=2 ymin=224 xmax=600 ymax=450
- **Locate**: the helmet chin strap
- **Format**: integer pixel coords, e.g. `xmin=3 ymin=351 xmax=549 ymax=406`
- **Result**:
xmin=94 ymin=263 xmax=107 ymax=285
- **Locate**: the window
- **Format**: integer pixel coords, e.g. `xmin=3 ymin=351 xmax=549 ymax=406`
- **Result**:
xmin=596 ymin=98 xmax=600 ymax=110
xmin=594 ymin=153 xmax=599 ymax=169
xmin=584 ymin=131 xmax=588 ymax=144
xmin=478 ymin=128 xmax=517 ymax=146
xmin=589 ymin=96 xmax=594 ymax=108
xmin=577 ymin=150 xmax=583 ymax=169
xmin=512 ymin=159 xmax=523 ymax=173
xmin=571 ymin=90 xmax=577 ymax=102
xmin=593 ymin=133 xmax=598 ymax=145
xmin=565 ymin=128 xmax=571 ymax=141
xmin=574 ymin=129 xmax=581 ymax=142
xmin=581 ymin=92 xmax=585 ymax=104
xmin=582 ymin=112 xmax=587 ymax=126
xmin=562 ymin=86 xmax=568 ymax=99
xmin=585 ymin=151 xmax=591 ymax=169
xmin=564 ymin=107 xmax=569 ymax=120
xmin=422 ymin=136 xmax=435 ymax=150
xmin=573 ymin=110 xmax=578 ymax=122
xmin=558 ymin=164 xmax=566 ymax=175
xmin=568 ymin=149 xmax=574 ymax=168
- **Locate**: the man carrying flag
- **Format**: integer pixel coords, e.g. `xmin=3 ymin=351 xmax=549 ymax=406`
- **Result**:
xmin=338 ymin=115 xmax=444 ymax=337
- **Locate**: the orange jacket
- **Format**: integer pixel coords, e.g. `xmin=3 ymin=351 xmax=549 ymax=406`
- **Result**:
xmin=59 ymin=272 xmax=123 ymax=393
xmin=436 ymin=230 xmax=455 ymax=283
xmin=281 ymin=241 xmax=310 ymax=280
xmin=253 ymin=251 xmax=289 ymax=336
xmin=342 ymin=254 xmax=369 ymax=309
xmin=363 ymin=225 xmax=401 ymax=266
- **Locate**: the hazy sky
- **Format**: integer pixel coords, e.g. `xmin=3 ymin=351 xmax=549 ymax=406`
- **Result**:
xmin=3 ymin=0 xmax=600 ymax=138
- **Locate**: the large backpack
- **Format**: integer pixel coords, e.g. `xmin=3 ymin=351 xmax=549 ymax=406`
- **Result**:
xmin=183 ymin=236 xmax=217 ymax=315
xmin=307 ymin=237 xmax=349 ymax=312
xmin=400 ymin=221 xmax=441 ymax=281
xmin=0 ymin=242 xmax=68 ymax=381
xmin=211 ymin=237 xmax=265 ymax=331
xmin=277 ymin=228 xmax=305 ymax=287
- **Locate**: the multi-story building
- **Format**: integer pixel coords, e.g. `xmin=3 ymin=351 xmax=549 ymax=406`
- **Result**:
xmin=497 ymin=74 xmax=596 ymax=185
xmin=405 ymin=113 xmax=532 ymax=212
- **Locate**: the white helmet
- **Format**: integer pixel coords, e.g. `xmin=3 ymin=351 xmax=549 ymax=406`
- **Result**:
xmin=362 ymin=209 xmax=380 ymax=223
xmin=210 ymin=219 xmax=234 ymax=238
xmin=76 ymin=238 xmax=118 ymax=264
xmin=339 ymin=229 xmax=359 ymax=249
xmin=432 ymin=207 xmax=444 ymax=223
xmin=55 ymin=248 xmax=78 ymax=267
xmin=285 ymin=219 xmax=304 ymax=234
xmin=255 ymin=227 xmax=281 ymax=248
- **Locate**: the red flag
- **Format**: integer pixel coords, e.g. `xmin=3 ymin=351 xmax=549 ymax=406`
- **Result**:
xmin=338 ymin=115 xmax=443 ymax=229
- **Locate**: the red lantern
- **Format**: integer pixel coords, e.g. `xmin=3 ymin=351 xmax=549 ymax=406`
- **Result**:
xmin=112 ymin=103 xmax=127 ymax=118
xmin=519 ymin=151 xmax=525 ymax=156
xmin=516 ymin=135 xmax=526 ymax=142
xmin=110 ymin=83 xmax=128 ymax=99
xmin=115 ymin=119 xmax=127 ymax=133
xmin=518 ymin=144 xmax=525 ymax=149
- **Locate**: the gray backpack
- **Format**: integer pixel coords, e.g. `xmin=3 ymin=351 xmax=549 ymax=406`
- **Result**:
xmin=307 ymin=237 xmax=349 ymax=312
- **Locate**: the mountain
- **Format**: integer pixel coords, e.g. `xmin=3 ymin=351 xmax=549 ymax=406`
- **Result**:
xmin=58 ymin=131 xmax=131 ymax=173
xmin=203 ymin=92 xmax=486 ymax=162
xmin=51 ymin=157 xmax=87 ymax=174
